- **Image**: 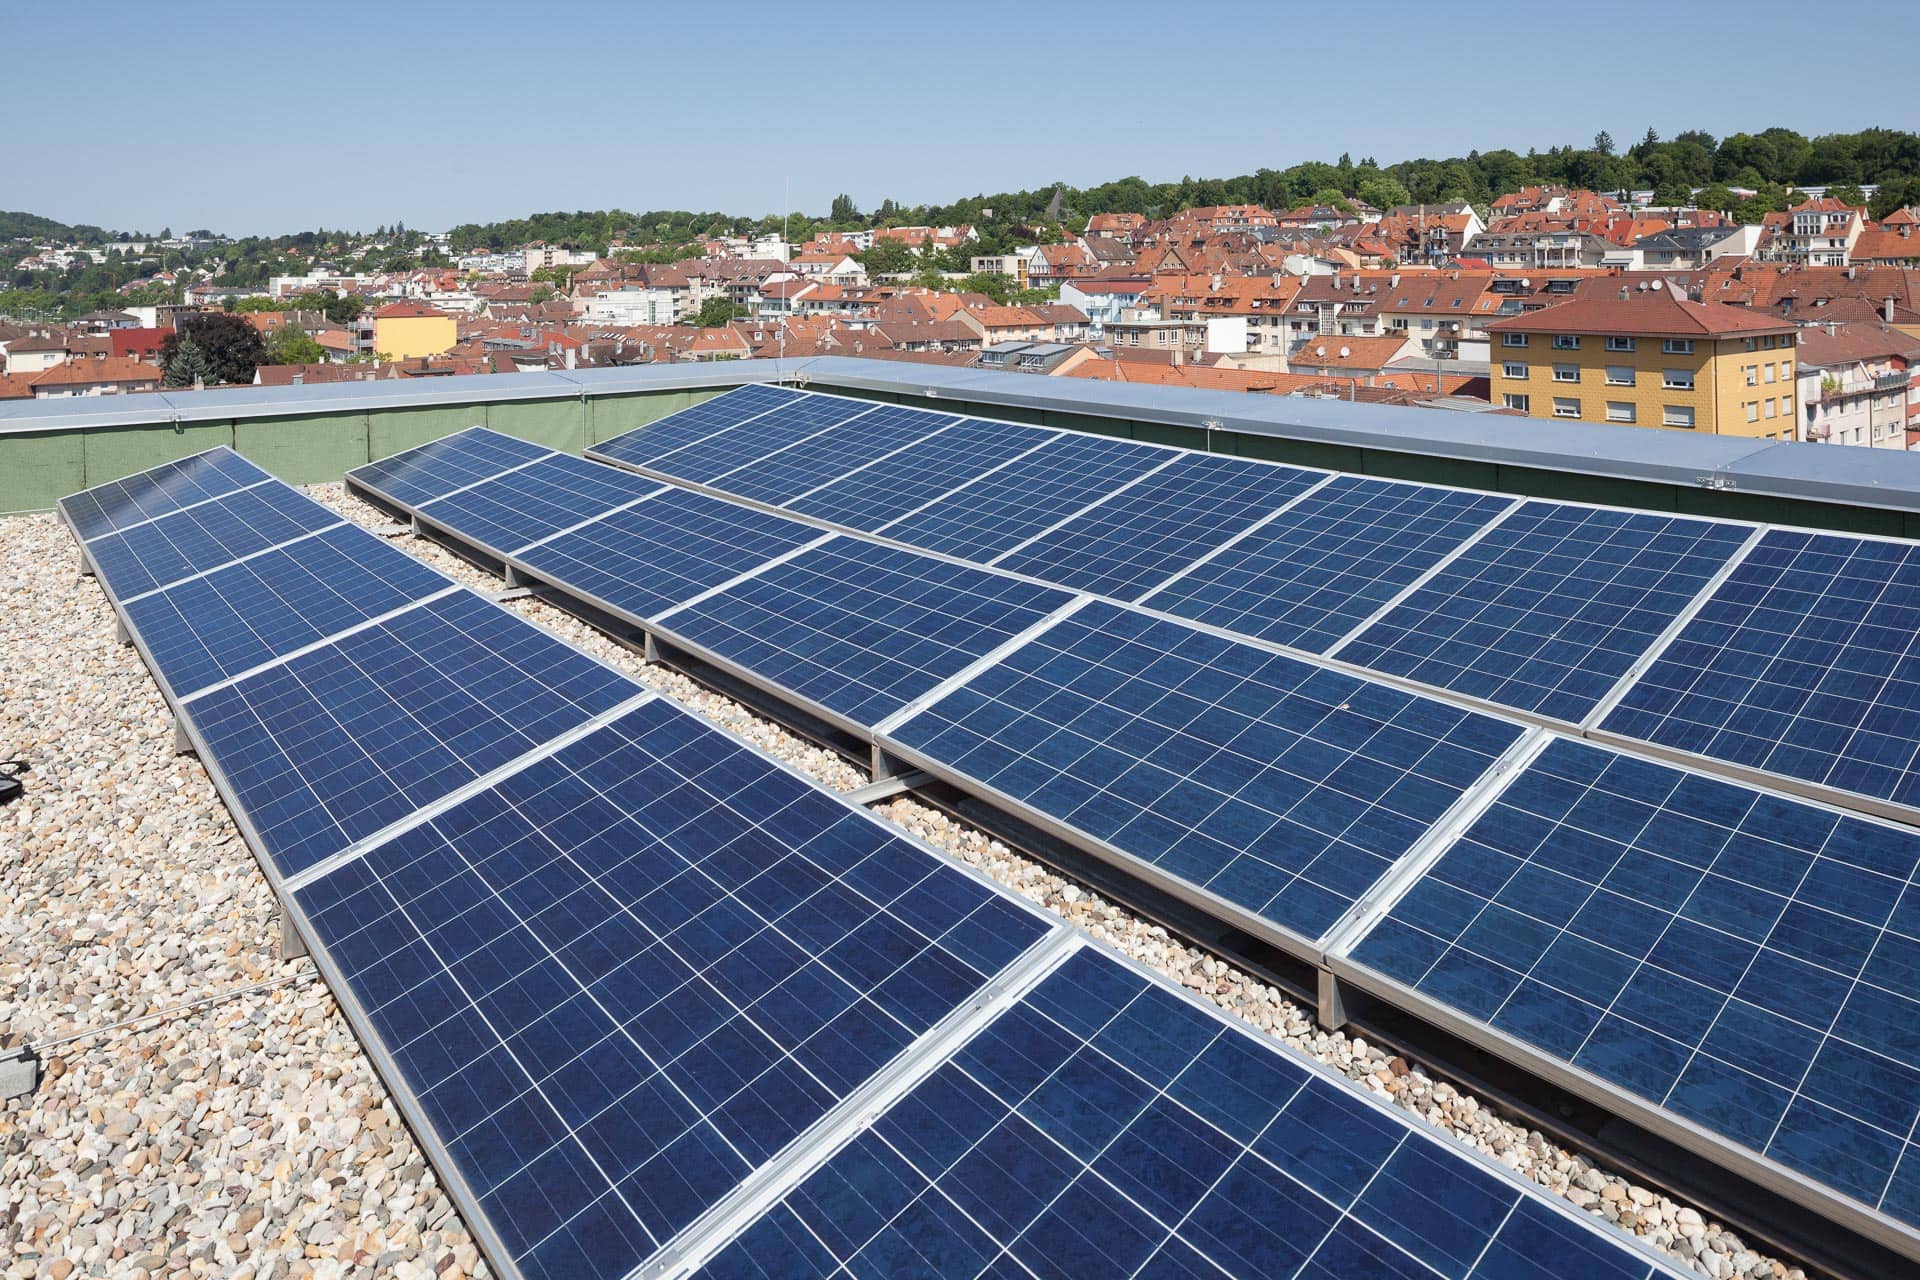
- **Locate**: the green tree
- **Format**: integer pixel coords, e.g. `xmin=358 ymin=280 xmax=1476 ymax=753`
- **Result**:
xmin=829 ymin=193 xmax=860 ymax=224
xmin=162 ymin=336 xmax=213 ymax=387
xmin=1593 ymin=130 xmax=1615 ymax=156
xmin=859 ymin=240 xmax=919 ymax=276
xmin=158 ymin=312 xmax=266 ymax=386
xmin=1357 ymin=175 xmax=1411 ymax=210
xmin=265 ymin=324 xmax=325 ymax=365
xmin=528 ymin=284 xmax=556 ymax=305
xmin=695 ymin=296 xmax=743 ymax=327
xmin=324 ymin=294 xmax=365 ymax=325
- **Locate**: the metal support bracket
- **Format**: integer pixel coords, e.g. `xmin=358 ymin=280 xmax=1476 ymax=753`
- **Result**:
xmin=0 ymin=1046 xmax=41 ymax=1101
xmin=1318 ymin=969 xmax=1349 ymax=1031
xmin=172 ymin=717 xmax=194 ymax=756
xmin=845 ymin=771 xmax=930 ymax=806
xmin=280 ymin=914 xmax=308 ymax=962
xmin=115 ymin=614 xmax=131 ymax=645
xmin=78 ymin=548 xmax=94 ymax=578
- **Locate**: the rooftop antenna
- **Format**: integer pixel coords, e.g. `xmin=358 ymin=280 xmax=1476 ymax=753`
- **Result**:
xmin=778 ymin=175 xmax=790 ymax=386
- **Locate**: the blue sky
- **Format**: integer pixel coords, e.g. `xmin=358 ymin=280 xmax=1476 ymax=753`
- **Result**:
xmin=16 ymin=0 xmax=1918 ymax=235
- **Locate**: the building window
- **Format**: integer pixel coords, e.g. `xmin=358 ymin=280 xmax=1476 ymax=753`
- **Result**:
xmin=1663 ymin=369 xmax=1695 ymax=390
xmin=1553 ymin=335 xmax=1580 ymax=350
xmin=1553 ymin=397 xmax=1581 ymax=418
xmin=1746 ymin=401 xmax=1759 ymax=422
xmin=1504 ymin=393 xmax=1531 ymax=412
xmin=1664 ymin=338 xmax=1694 ymax=354
xmin=1745 ymin=366 xmax=1758 ymax=386
xmin=1553 ymin=364 xmax=1578 ymax=382
xmin=1764 ymin=363 xmax=1776 ymax=383
xmin=1607 ymin=401 xmax=1637 ymax=424
xmin=1502 ymin=333 xmax=1529 ymax=348
xmin=1762 ymin=334 xmax=1775 ymax=349
xmin=1606 ymin=365 xmax=1636 ymax=387
xmin=1606 ymin=336 xmax=1636 ymax=352
xmin=1664 ymin=405 xmax=1695 ymax=427
xmin=1766 ymin=398 xmax=1778 ymax=418
xmin=1503 ymin=362 xmax=1529 ymax=380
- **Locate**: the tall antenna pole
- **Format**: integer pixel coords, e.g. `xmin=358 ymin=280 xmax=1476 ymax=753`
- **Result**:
xmin=778 ymin=175 xmax=790 ymax=385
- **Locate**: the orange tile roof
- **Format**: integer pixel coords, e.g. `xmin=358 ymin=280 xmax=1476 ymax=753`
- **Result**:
xmin=1485 ymin=286 xmax=1798 ymax=338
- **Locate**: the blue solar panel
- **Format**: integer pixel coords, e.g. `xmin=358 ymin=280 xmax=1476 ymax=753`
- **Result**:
xmin=1143 ymin=476 xmax=1515 ymax=653
xmin=660 ymin=539 xmax=1075 ymax=727
xmin=348 ymin=428 xmax=553 ymax=508
xmin=589 ymin=384 xmax=807 ymax=470
xmin=293 ymin=697 xmax=1054 ymax=1280
xmin=1348 ymin=736 xmax=1920 ymax=1232
xmin=1335 ymin=503 xmax=1752 ymax=724
xmin=62 ymin=448 xmax=269 ymax=541
xmin=994 ymin=454 xmax=1325 ymax=602
xmin=123 ymin=524 xmax=453 ymax=699
xmin=86 ymin=483 xmax=343 ymax=599
xmin=880 ymin=433 xmax=1170 ymax=562
xmin=187 ymin=590 xmax=638 ymax=879
xmin=702 ymin=945 xmax=1669 ymax=1280
xmin=414 ymin=453 xmax=664 ymax=556
xmin=887 ymin=601 xmax=1526 ymax=945
xmin=1602 ymin=529 xmax=1920 ymax=813
xmin=786 ymin=417 xmax=1060 ymax=532
xmin=511 ymin=487 xmax=822 ymax=623
xmin=712 ymin=405 xmax=961 ymax=506
xmin=629 ymin=393 xmax=880 ymax=486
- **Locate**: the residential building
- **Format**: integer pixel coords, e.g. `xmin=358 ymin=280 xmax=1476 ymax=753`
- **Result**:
xmin=1764 ymin=197 xmax=1867 ymax=267
xmin=1794 ymin=321 xmax=1920 ymax=449
xmin=28 ymin=356 xmax=163 ymax=398
xmin=1484 ymin=282 xmax=1801 ymax=438
xmin=369 ymin=301 xmax=457 ymax=361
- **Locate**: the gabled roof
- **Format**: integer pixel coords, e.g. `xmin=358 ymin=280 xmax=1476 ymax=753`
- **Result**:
xmin=1484 ymin=286 xmax=1799 ymax=338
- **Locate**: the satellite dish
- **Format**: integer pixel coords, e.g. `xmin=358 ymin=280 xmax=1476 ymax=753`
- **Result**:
xmin=1339 ymin=346 xmax=1351 ymax=358
xmin=1315 ymin=345 xmax=1326 ymax=357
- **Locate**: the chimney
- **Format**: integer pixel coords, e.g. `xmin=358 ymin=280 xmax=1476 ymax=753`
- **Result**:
xmin=1888 ymin=297 xmax=1897 ymax=324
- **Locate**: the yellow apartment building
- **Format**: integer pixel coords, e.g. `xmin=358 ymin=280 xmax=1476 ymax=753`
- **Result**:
xmin=1484 ymin=284 xmax=1800 ymax=439
xmin=370 ymin=301 xmax=457 ymax=362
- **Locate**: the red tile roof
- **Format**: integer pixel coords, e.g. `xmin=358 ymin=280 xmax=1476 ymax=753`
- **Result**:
xmin=1484 ymin=286 xmax=1799 ymax=338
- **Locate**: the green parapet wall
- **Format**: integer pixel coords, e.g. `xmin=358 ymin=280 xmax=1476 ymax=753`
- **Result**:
xmin=588 ymin=388 xmax=723 ymax=443
xmin=0 ymin=431 xmax=88 ymax=517
xmin=233 ymin=412 xmax=371 ymax=485
xmin=483 ymin=397 xmax=587 ymax=451
xmin=369 ymin=404 xmax=490 ymax=460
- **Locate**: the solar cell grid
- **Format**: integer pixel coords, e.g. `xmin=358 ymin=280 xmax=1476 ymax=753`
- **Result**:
xmin=659 ymin=538 xmax=1075 ymax=727
xmin=63 ymin=448 xmax=269 ymax=541
xmin=886 ymin=601 xmax=1527 ymax=946
xmin=589 ymin=383 xmax=805 ymax=470
xmin=188 ymin=590 xmax=638 ymax=879
xmin=712 ymin=405 xmax=960 ymax=506
xmin=700 ymin=945 xmax=1667 ymax=1280
xmin=349 ymin=427 xmax=554 ymax=508
xmin=294 ymin=698 xmax=1053 ymax=1280
xmin=1347 ymin=737 xmax=1920 ymax=1228
xmin=1601 ymin=528 xmax=1920 ymax=814
xmin=86 ymin=482 xmax=343 ymax=599
xmin=123 ymin=523 xmax=454 ymax=699
xmin=1336 ymin=502 xmax=1754 ymax=724
xmin=416 ymin=453 xmax=664 ymax=556
xmin=633 ymin=392 xmax=880 ymax=485
xmin=785 ymin=416 xmax=1059 ymax=531
xmin=993 ymin=454 xmax=1326 ymax=602
xmin=510 ymin=487 xmax=823 ymax=624
xmin=879 ymin=432 xmax=1171 ymax=562
xmin=1143 ymin=475 xmax=1516 ymax=653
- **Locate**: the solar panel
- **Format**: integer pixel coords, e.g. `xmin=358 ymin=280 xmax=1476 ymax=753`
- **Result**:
xmin=348 ymin=427 xmax=553 ymax=508
xmin=60 ymin=447 xmax=269 ymax=541
xmin=785 ymin=416 xmax=1060 ymax=532
xmin=700 ymin=944 xmax=1675 ymax=1280
xmin=588 ymin=383 xmax=806 ymax=471
xmin=293 ymin=697 xmax=1056 ymax=1280
xmin=710 ymin=405 xmax=961 ymax=507
xmin=1343 ymin=736 xmax=1920 ymax=1239
xmin=1142 ymin=476 xmax=1516 ymax=653
xmin=657 ymin=539 xmax=1075 ymax=729
xmin=185 ymin=590 xmax=638 ymax=880
xmin=879 ymin=432 xmax=1171 ymax=562
xmin=1601 ymin=529 xmax=1920 ymax=815
xmin=884 ymin=601 xmax=1527 ymax=949
xmin=624 ymin=392 xmax=879 ymax=486
xmin=122 ymin=523 xmax=454 ymax=700
xmin=1335 ymin=503 xmax=1754 ymax=725
xmin=994 ymin=454 xmax=1326 ymax=602
xmin=510 ymin=487 xmax=824 ymax=624
xmin=413 ymin=453 xmax=665 ymax=557
xmin=84 ymin=482 xmax=343 ymax=599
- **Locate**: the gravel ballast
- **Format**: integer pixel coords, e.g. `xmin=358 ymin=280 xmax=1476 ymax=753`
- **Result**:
xmin=0 ymin=489 xmax=1805 ymax=1280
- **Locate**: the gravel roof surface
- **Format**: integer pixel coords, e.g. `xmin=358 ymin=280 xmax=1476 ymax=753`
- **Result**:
xmin=0 ymin=485 xmax=1804 ymax=1280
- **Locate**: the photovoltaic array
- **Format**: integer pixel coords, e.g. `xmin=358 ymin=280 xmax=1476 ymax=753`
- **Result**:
xmin=67 ymin=447 xmax=1686 ymax=1279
